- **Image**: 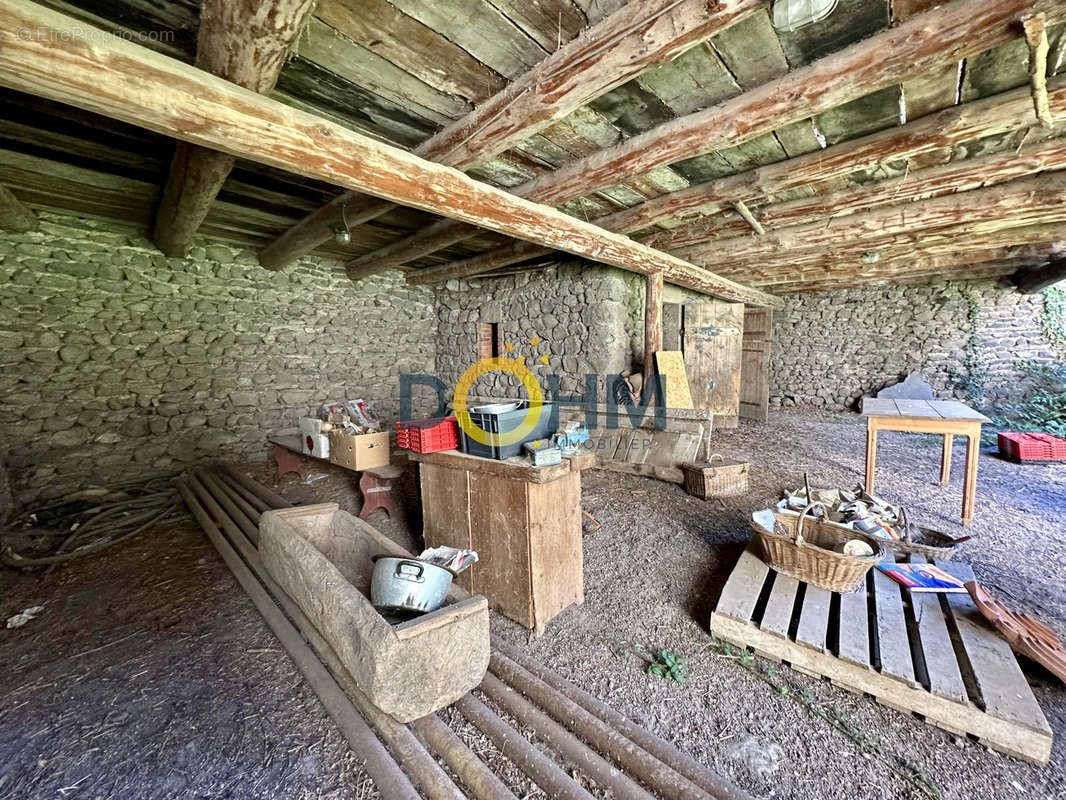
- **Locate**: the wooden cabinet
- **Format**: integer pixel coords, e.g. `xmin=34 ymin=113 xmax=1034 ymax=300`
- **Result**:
xmin=411 ymin=449 xmax=589 ymax=634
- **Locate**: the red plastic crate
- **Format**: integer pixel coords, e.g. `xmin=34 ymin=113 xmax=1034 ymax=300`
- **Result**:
xmin=998 ymin=431 xmax=1066 ymax=461
xmin=396 ymin=416 xmax=460 ymax=453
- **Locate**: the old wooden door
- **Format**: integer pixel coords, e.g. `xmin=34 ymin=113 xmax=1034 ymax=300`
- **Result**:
xmin=682 ymin=302 xmax=744 ymax=429
xmin=739 ymin=307 xmax=773 ymax=422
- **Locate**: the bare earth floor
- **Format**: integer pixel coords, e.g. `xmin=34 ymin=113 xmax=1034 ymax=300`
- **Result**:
xmin=1 ymin=410 xmax=1064 ymax=800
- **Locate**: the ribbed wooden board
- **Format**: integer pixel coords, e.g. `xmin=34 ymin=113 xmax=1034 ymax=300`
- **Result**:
xmin=711 ymin=540 xmax=1053 ymax=765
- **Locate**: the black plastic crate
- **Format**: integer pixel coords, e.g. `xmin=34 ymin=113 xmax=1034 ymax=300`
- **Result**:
xmin=458 ymin=402 xmax=558 ymax=460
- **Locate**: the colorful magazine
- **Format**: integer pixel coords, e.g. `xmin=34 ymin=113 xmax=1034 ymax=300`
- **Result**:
xmin=875 ymin=563 xmax=967 ymax=593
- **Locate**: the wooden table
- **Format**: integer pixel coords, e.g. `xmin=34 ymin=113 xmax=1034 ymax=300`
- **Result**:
xmin=861 ymin=399 xmax=991 ymax=526
xmin=410 ymin=448 xmax=594 ymax=634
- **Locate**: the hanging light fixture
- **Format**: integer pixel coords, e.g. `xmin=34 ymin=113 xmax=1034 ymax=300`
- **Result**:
xmin=772 ymin=0 xmax=838 ymax=32
xmin=334 ymin=204 xmax=352 ymax=246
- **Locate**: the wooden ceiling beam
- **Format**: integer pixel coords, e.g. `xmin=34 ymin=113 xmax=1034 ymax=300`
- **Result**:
xmin=410 ymin=83 xmax=1066 ymax=285
xmin=351 ymin=0 xmax=1066 ymax=273
xmin=0 ymin=183 xmax=37 ymax=232
xmin=678 ymin=174 xmax=1066 ymax=267
xmin=257 ymin=0 xmax=763 ymax=269
xmin=152 ymin=0 xmax=314 ymax=257
xmin=0 ymin=0 xmax=781 ymax=308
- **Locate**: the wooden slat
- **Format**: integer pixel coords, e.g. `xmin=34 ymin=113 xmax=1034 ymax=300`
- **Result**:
xmin=739 ymin=306 xmax=771 ymax=422
xmin=714 ymin=541 xmax=770 ymax=624
xmin=872 ymin=565 xmax=918 ymax=687
xmin=937 ymin=560 xmax=1052 ymax=734
xmin=860 ymin=397 xmax=898 ymax=417
xmin=0 ymin=1 xmax=782 ymax=309
xmin=683 ymin=302 xmax=744 ymax=426
xmin=760 ymin=573 xmax=799 ymax=639
xmin=894 ymin=399 xmax=941 ymax=418
xmin=909 ymin=557 xmax=968 ymax=703
xmin=262 ymin=0 xmax=762 ymax=269
xmin=836 ymin=580 xmax=872 ymax=670
xmin=795 ymin=586 xmax=832 ymax=654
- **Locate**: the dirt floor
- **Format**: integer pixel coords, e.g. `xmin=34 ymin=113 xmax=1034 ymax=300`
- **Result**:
xmin=2 ymin=410 xmax=1064 ymax=800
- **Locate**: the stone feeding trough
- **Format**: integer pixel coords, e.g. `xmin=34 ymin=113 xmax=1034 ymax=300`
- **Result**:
xmin=260 ymin=503 xmax=489 ymax=722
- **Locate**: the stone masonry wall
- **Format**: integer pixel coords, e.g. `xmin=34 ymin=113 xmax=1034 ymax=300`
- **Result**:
xmin=0 ymin=213 xmax=435 ymax=505
xmin=770 ymin=279 xmax=1065 ymax=411
xmin=435 ymin=261 xmax=644 ymax=401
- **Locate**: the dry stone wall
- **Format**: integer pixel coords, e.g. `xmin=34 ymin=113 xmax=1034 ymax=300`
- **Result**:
xmin=770 ymin=279 xmax=1065 ymax=411
xmin=0 ymin=213 xmax=435 ymax=505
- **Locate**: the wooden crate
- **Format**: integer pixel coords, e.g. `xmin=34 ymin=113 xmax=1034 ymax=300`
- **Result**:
xmin=711 ymin=540 xmax=1053 ymax=765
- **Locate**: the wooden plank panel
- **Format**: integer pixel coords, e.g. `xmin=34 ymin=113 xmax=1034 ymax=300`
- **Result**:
xmin=872 ymin=565 xmax=918 ymax=686
xmin=894 ymin=399 xmax=941 ymax=418
xmin=714 ymin=541 xmax=770 ymax=624
xmin=796 ymin=585 xmax=832 ymax=653
xmin=860 ymin=397 xmax=899 ymax=416
xmin=739 ymin=306 xmax=771 ymax=422
xmin=837 ymin=580 xmax=872 ymax=669
xmin=760 ymin=573 xmax=799 ymax=639
xmin=419 ymin=464 xmax=473 ymax=592
xmin=937 ymin=560 xmax=1052 ymax=734
xmin=683 ymin=302 xmax=743 ymax=426
xmin=527 ymin=472 xmax=584 ymax=629
xmin=469 ymin=473 xmax=533 ymax=626
xmin=909 ymin=556 xmax=968 ymax=702
xmin=662 ymin=302 xmax=682 ymax=350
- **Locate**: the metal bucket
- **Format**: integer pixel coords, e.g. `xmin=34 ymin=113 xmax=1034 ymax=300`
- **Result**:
xmin=371 ymin=556 xmax=454 ymax=614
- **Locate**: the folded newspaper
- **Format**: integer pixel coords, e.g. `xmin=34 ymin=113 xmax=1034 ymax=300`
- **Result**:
xmin=418 ymin=546 xmax=479 ymax=574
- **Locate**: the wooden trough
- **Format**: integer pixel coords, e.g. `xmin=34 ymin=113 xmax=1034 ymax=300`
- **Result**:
xmin=259 ymin=503 xmax=489 ymax=722
xmin=711 ymin=540 xmax=1053 ymax=765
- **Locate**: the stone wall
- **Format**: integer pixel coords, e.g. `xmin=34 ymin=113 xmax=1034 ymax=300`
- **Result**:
xmin=0 ymin=213 xmax=435 ymax=505
xmin=770 ymin=279 xmax=1066 ymax=411
xmin=434 ymin=261 xmax=645 ymax=401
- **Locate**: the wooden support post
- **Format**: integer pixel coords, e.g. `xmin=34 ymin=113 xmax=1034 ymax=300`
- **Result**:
xmin=1013 ymin=253 xmax=1066 ymax=292
xmin=644 ymin=271 xmax=664 ymax=384
xmin=1023 ymin=13 xmax=1054 ymax=128
xmin=0 ymin=183 xmax=37 ymax=232
xmin=0 ymin=0 xmax=782 ymax=309
xmin=152 ymin=0 xmax=315 ymax=257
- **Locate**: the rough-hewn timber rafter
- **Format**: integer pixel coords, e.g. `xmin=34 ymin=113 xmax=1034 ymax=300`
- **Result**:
xmin=257 ymin=0 xmax=764 ymax=270
xmin=152 ymin=0 xmax=314 ymax=257
xmin=408 ymin=80 xmax=1066 ymax=285
xmin=350 ymin=0 xmax=1065 ymax=274
xmin=0 ymin=0 xmax=781 ymax=308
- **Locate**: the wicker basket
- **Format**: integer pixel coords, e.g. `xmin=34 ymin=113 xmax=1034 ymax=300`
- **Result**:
xmin=752 ymin=502 xmax=886 ymax=593
xmin=869 ymin=507 xmax=962 ymax=560
xmin=681 ymin=454 xmax=748 ymax=499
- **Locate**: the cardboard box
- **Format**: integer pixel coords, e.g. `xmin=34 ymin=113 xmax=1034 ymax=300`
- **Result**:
xmin=328 ymin=430 xmax=390 ymax=470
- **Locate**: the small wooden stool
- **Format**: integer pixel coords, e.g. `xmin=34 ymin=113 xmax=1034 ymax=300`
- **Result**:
xmin=358 ymin=465 xmax=404 ymax=520
xmin=270 ymin=440 xmax=307 ymax=483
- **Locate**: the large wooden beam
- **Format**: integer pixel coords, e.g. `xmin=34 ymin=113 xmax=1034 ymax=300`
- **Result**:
xmin=257 ymin=0 xmax=763 ymax=269
xmin=0 ymin=0 xmax=781 ymax=308
xmin=0 ymin=183 xmax=37 ymax=232
xmin=677 ymin=174 xmax=1066 ymax=268
xmin=1013 ymin=253 xmax=1066 ymax=292
xmin=643 ymin=271 xmax=664 ymax=384
xmin=349 ymin=0 xmax=1065 ymax=272
xmin=409 ymin=79 xmax=1066 ymax=284
xmin=644 ymin=135 xmax=1066 ymax=249
xmin=153 ymin=0 xmax=314 ymax=257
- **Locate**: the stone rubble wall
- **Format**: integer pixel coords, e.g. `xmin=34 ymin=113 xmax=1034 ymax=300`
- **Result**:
xmin=0 ymin=213 xmax=435 ymax=505
xmin=434 ymin=261 xmax=643 ymax=402
xmin=770 ymin=279 xmax=1065 ymax=411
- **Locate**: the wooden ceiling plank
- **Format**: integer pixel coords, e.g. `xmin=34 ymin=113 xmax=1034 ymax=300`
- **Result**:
xmin=487 ymin=0 xmax=590 ymax=53
xmin=352 ymin=0 xmax=1066 ymax=273
xmin=260 ymin=0 xmax=763 ymax=269
xmin=0 ymin=0 xmax=781 ymax=308
xmin=414 ymin=77 xmax=1066 ymax=283
xmin=314 ymin=0 xmax=507 ymax=102
xmin=152 ymin=0 xmax=314 ymax=257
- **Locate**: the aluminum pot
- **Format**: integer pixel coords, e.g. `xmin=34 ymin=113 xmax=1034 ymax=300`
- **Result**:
xmin=370 ymin=556 xmax=454 ymax=614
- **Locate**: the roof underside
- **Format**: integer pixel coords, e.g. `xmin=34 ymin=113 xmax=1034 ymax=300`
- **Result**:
xmin=2 ymin=0 xmax=1065 ymax=293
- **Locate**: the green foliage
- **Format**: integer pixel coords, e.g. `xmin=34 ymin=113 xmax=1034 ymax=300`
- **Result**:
xmin=993 ymin=360 xmax=1066 ymax=438
xmin=714 ymin=637 xmax=940 ymax=800
xmin=1040 ymin=287 xmax=1066 ymax=349
xmin=634 ymin=643 xmax=688 ymax=683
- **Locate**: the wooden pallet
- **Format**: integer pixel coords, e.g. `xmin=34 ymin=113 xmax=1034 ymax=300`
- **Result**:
xmin=711 ymin=540 xmax=1053 ymax=764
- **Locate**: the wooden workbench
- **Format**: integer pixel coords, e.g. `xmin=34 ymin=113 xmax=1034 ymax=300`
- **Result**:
xmin=410 ymin=449 xmax=594 ymax=634
xmin=861 ymin=398 xmax=992 ymax=526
